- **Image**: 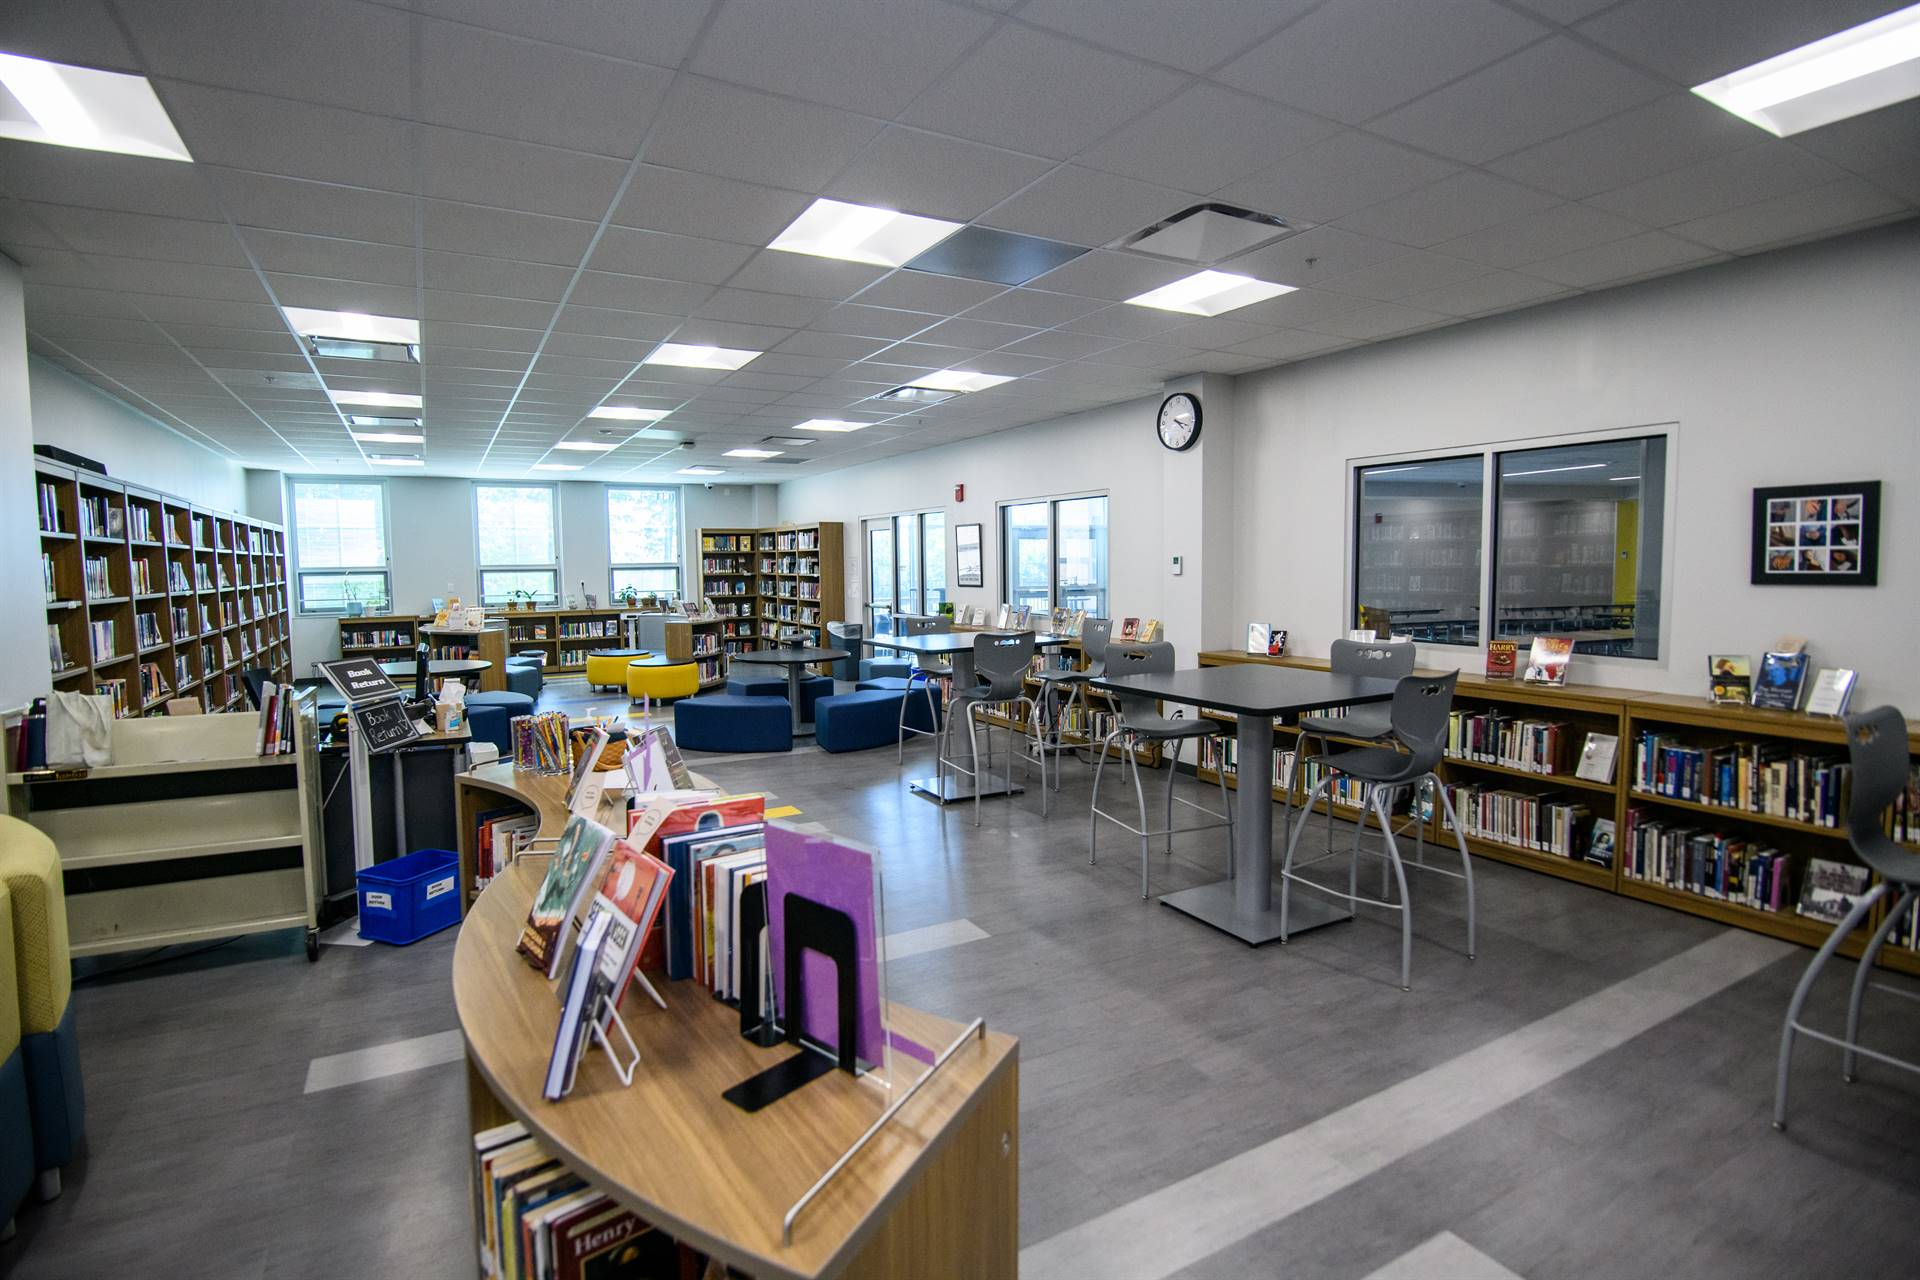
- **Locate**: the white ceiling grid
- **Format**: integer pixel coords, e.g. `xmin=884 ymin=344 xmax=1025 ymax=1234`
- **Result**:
xmin=0 ymin=0 xmax=1910 ymax=482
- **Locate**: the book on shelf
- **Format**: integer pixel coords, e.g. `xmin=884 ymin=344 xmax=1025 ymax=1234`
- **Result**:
xmin=1138 ymin=618 xmax=1162 ymax=642
xmin=1796 ymin=857 xmax=1869 ymax=924
xmin=647 ymin=797 xmax=768 ymax=983
xmin=1440 ymin=781 xmax=1594 ymax=860
xmin=95 ymin=679 xmax=129 ymax=718
xmin=543 ymin=909 xmax=613 ymax=1102
xmin=1751 ymin=651 xmax=1809 ymax=710
xmin=47 ymin=625 xmax=66 ymax=670
xmin=1522 ymin=636 xmax=1572 ymax=686
xmin=1588 ymin=817 xmax=1616 ymax=868
xmin=1708 ymin=654 xmax=1751 ymax=705
xmin=1575 ymin=732 xmax=1619 ymax=784
xmin=37 ymin=482 xmax=63 ymax=533
xmin=137 ymin=662 xmax=171 ymax=705
xmin=1623 ymin=809 xmax=1792 ymax=909
xmin=1446 ymin=710 xmax=1570 ymax=773
xmin=580 ymin=835 xmax=673 ymax=1017
xmin=1804 ymin=668 xmax=1857 ymax=717
xmin=517 ymin=817 xmax=618 ymax=980
xmin=1631 ymin=731 xmax=1850 ymax=826
xmin=1118 ymin=617 xmax=1141 ymax=642
xmin=1246 ymin=622 xmax=1269 ymax=654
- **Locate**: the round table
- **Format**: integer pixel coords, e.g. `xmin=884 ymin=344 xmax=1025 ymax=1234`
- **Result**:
xmin=727 ymin=646 xmax=850 ymax=737
xmin=378 ymin=657 xmax=490 ymax=697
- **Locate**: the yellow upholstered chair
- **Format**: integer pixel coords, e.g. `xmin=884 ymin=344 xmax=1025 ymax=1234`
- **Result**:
xmin=0 ymin=880 xmax=34 ymax=1238
xmin=584 ymin=649 xmax=650 ymax=690
xmin=627 ymin=657 xmax=700 ymax=703
xmin=0 ymin=817 xmax=82 ymax=1202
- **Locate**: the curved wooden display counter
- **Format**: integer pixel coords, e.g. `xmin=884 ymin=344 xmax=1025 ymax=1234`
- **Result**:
xmin=451 ymin=764 xmax=1019 ymax=1279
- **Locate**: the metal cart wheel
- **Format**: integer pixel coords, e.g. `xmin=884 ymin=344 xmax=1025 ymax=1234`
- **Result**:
xmin=306 ymin=929 xmax=321 ymax=962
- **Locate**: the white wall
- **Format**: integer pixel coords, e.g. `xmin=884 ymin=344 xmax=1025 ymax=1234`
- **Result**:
xmin=29 ymin=357 xmax=247 ymax=510
xmin=0 ymin=257 xmax=43 ymax=714
xmin=1234 ymin=220 xmax=1920 ymax=708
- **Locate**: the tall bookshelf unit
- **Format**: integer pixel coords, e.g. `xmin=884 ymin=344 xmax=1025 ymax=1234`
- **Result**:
xmin=36 ymin=458 xmax=291 ymax=716
xmin=1192 ymin=650 xmax=1920 ymax=975
xmin=697 ymin=522 xmax=845 ymax=665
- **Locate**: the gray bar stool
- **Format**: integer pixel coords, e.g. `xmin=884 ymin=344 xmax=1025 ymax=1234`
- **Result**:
xmin=1296 ymin=638 xmax=1417 ymax=857
xmin=1088 ymin=642 xmax=1236 ymax=898
xmin=941 ymin=632 xmax=1037 ymax=826
xmin=1279 ymin=671 xmax=1476 ymax=990
xmin=896 ymin=615 xmax=951 ymax=762
xmin=1775 ymin=705 xmax=1920 ymax=1129
xmin=1027 ymin=617 xmax=1112 ymax=816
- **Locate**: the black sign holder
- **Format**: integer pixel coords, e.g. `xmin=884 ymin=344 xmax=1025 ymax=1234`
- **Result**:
xmin=722 ymin=892 xmax=859 ymax=1113
xmin=318 ymin=659 xmax=420 ymax=874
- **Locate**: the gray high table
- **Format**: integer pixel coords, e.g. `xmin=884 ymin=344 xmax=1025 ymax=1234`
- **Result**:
xmin=725 ymin=645 xmax=850 ymax=737
xmin=1086 ymin=663 xmax=1397 ymax=945
xmin=864 ymin=631 xmax=1072 ymax=804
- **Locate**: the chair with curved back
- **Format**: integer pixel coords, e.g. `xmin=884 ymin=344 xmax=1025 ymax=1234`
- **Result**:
xmin=941 ymin=633 xmax=1037 ymax=826
xmin=1026 ymin=618 xmax=1113 ymax=815
xmin=1279 ymin=670 xmax=1476 ymax=990
xmin=1088 ymin=642 xmax=1236 ymax=898
xmin=1296 ymin=639 xmax=1417 ymax=864
xmin=1774 ymin=704 xmax=1920 ymax=1129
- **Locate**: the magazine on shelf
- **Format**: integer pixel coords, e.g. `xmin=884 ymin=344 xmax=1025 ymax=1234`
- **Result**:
xmin=1575 ymin=732 xmax=1619 ymax=784
xmin=1804 ymin=668 xmax=1857 ymax=717
xmin=1246 ymin=623 xmax=1269 ymax=655
xmin=1751 ymin=651 xmax=1810 ymax=710
xmin=1796 ymin=858 xmax=1870 ymax=924
xmin=1707 ymin=655 xmax=1752 ymax=705
xmin=1522 ymin=636 xmax=1572 ymax=686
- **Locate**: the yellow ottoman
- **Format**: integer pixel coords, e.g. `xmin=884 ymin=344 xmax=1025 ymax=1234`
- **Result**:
xmin=2 ymin=878 xmax=35 ymax=1232
xmin=0 ymin=816 xmax=82 ymax=1198
xmin=584 ymin=648 xmax=649 ymax=689
xmin=627 ymin=657 xmax=700 ymax=703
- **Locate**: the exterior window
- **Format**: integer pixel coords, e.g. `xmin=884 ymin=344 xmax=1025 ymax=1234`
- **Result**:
xmin=1002 ymin=495 xmax=1108 ymax=615
xmin=608 ymin=486 xmax=682 ymax=602
xmin=864 ymin=510 xmax=946 ymax=620
xmin=292 ymin=480 xmax=389 ymax=614
xmin=475 ymin=484 xmax=558 ymax=605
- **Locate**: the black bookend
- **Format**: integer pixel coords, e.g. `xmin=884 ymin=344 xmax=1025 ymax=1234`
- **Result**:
xmin=722 ymin=893 xmax=858 ymax=1113
xmin=735 ymin=880 xmax=782 ymax=1048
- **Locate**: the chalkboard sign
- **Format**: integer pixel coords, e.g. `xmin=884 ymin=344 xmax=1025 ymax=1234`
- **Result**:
xmin=318 ymin=657 xmax=403 ymax=706
xmin=352 ymin=698 xmax=422 ymax=755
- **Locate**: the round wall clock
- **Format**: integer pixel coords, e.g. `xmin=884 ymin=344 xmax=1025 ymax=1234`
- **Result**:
xmin=1156 ymin=392 xmax=1201 ymax=451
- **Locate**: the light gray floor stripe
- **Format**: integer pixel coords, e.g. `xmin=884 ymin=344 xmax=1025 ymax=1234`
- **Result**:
xmin=883 ymin=918 xmax=989 ymax=961
xmin=317 ymin=919 xmax=371 ymax=948
xmin=1363 ymin=1232 xmax=1527 ymax=1280
xmin=303 ymin=1029 xmax=465 ymax=1094
xmin=1020 ymin=930 xmax=1789 ymax=1280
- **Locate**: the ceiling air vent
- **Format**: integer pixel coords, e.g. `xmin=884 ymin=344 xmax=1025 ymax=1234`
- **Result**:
xmin=1120 ymin=203 xmax=1302 ymax=263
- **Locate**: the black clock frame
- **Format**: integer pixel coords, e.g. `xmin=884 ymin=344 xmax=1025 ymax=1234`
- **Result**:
xmin=1157 ymin=392 xmax=1202 ymax=452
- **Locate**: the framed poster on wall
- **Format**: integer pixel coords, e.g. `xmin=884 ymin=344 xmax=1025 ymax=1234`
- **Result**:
xmin=955 ymin=522 xmax=983 ymax=588
xmin=1750 ymin=480 xmax=1880 ymax=586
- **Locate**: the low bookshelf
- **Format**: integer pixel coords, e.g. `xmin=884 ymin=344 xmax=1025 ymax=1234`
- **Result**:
xmin=337 ymin=613 xmax=420 ymax=658
xmin=1194 ymin=650 xmax=1920 ymax=973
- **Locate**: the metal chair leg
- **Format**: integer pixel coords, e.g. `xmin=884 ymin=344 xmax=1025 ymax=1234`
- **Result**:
xmin=1375 ymin=786 xmax=1414 ymax=991
xmin=966 ymin=702 xmax=985 ymax=827
xmin=1029 ymin=690 xmax=1051 ymax=816
xmin=1090 ymin=726 xmax=1116 ymax=864
xmin=1280 ymin=777 xmax=1333 ymax=943
xmin=1164 ymin=735 xmax=1180 ymax=855
xmin=1212 ymin=740 xmax=1236 ymax=876
xmin=1775 ymin=883 xmax=1885 ymax=1129
xmin=1124 ymin=736 xmax=1153 ymax=898
xmin=1433 ymin=776 xmax=1476 ymax=960
xmin=1845 ymin=883 xmax=1917 ymax=1081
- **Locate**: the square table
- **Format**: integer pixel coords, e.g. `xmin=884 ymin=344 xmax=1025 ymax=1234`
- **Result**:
xmin=726 ymin=646 xmax=850 ymax=737
xmin=1085 ymin=663 xmax=1398 ymax=945
xmin=864 ymin=632 xmax=1072 ymax=804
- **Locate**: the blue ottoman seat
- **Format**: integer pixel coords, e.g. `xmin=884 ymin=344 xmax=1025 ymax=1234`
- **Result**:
xmin=727 ymin=673 xmax=834 ymax=721
xmin=503 ymin=656 xmax=542 ymax=698
xmin=674 ymin=695 xmax=792 ymax=754
xmin=464 ymin=690 xmax=534 ymax=754
xmin=859 ymin=657 xmax=912 ymax=682
xmin=815 ymin=689 xmax=942 ymax=753
xmin=857 ymin=677 xmax=911 ymax=691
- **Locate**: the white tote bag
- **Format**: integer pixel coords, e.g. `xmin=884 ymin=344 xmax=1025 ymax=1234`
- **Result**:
xmin=46 ymin=690 xmax=115 ymax=767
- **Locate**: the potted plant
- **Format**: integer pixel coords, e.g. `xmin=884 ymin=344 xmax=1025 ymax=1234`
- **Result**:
xmin=938 ymin=602 xmax=956 ymax=618
xmin=620 ymin=586 xmax=640 ymax=609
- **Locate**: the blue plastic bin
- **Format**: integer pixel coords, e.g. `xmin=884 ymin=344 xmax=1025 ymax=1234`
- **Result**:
xmin=356 ymin=848 xmax=461 ymax=945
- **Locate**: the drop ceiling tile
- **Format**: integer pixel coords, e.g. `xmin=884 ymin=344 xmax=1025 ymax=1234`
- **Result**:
xmin=120 ymin=0 xmax=413 ymax=116
xmin=976 ymin=165 xmax=1195 ymax=248
xmin=0 ymin=200 xmax=71 ymax=250
xmin=646 ymin=76 xmax=886 ymax=192
xmin=265 ymin=273 xmax=414 ymax=316
xmin=610 ymin=166 xmax=812 ymax=248
xmin=243 ymin=229 xmax=417 ymax=285
xmin=907 ymin=317 xmax=1042 ymax=350
xmin=843 ymin=271 xmax=1001 ymax=315
xmin=1222 ymin=286 xmax=1369 ymax=326
xmin=0 ymin=141 xmax=223 ymax=220
xmin=884 ymin=341 xmax=987 ymax=368
xmin=667 ymin=319 xmax=794 ymax=350
xmin=1575 ymin=0 xmax=1905 ymax=87
xmin=1054 ymin=303 xmax=1191 ymax=339
xmin=1666 ymin=178 xmax=1910 ymax=254
xmin=121 ymin=295 xmax=287 ymax=328
xmin=78 ymin=257 xmax=271 ymax=302
xmin=956 ymin=289 xmax=1108 ymax=328
xmin=1789 ymin=100 xmax=1920 ymax=176
xmin=540 ymin=332 xmax=650 ymax=362
xmin=897 ymin=25 xmax=1190 ymax=161
xmin=429 ymin=346 xmax=534 ymax=371
xmin=1 ymin=0 xmax=139 ymax=68
xmin=418 ymin=127 xmax=630 ymax=221
xmin=1087 ymin=340 xmax=1204 ymax=371
xmin=533 ymin=354 xmax=638 ymax=380
xmin=1018 ymin=0 xmax=1315 ymax=73
xmin=826 ymin=127 xmax=1056 ymax=223
xmin=553 ymin=305 xmax=686 ymax=341
xmin=968 ymin=351 xmax=1066 ymax=377
xmin=1224 ymin=224 xmax=1408 ymax=282
xmin=1367 ymin=37 xmax=1668 ymax=165
xmin=1333 ymin=171 xmax=1562 ymax=247
xmin=1000 ymin=330 xmax=1123 ymax=360
xmin=1587 ymin=141 xmax=1851 ymax=228
xmin=1525 ymin=229 xmax=1726 ymax=287
xmin=1303 ymin=300 xmax=1449 ymax=340
xmin=417 ymin=20 xmax=672 ymax=158
xmin=1225 ymin=327 xmax=1360 ymax=360
xmin=1484 ymin=93 xmax=1762 ymax=200
xmin=1217 ymin=0 xmax=1548 ymax=125
xmin=691 ymin=289 xmax=835 ymax=328
xmin=772 ymin=332 xmax=894 ymax=361
xmin=427 ymin=320 xmax=544 ymax=351
xmin=420 ymin=292 xmax=557 ymax=330
xmin=1023 ymin=250 xmax=1197 ymax=301
xmin=1865 ymin=163 xmax=1920 ymax=206
xmin=1214 ymin=131 xmax=1460 ymax=226
xmin=1151 ymin=316 xmax=1283 ymax=349
xmin=1433 ymin=202 xmax=1645 ymax=268
xmin=416 ymin=202 xmax=594 ymax=267
xmin=161 ymin=82 xmax=417 ymax=193
xmin=564 ymin=271 xmax=715 ymax=315
xmin=1398 ymin=269 xmax=1574 ymax=317
xmin=587 ymin=227 xmax=755 ymax=285
xmin=30 ymin=206 xmax=246 ymax=267
xmin=1077 ymin=83 xmax=1342 ymax=194
xmin=202 ymin=170 xmax=412 ymax=247
xmin=691 ymin=0 xmax=991 ymax=117
xmin=417 ymin=251 xmax=571 ymax=301
xmin=740 ymin=354 xmax=848 ymax=378
xmin=29 ymin=315 xmax=170 ymax=344
xmin=1186 ymin=351 xmax=1275 ymax=373
xmin=412 ymin=0 xmax=710 ymax=65
xmin=809 ymin=304 xmax=941 ymax=339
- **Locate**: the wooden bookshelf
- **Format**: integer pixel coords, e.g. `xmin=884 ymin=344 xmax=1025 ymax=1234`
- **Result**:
xmin=1194 ymin=651 xmax=1920 ymax=972
xmin=696 ymin=523 xmax=845 ymax=668
xmin=35 ymin=459 xmax=291 ymax=717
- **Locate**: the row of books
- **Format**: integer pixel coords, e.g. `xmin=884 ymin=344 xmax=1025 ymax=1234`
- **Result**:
xmin=90 ymin=619 xmax=117 ymax=662
xmin=759 ymin=556 xmax=820 ymax=575
xmin=1445 ymin=711 xmax=1572 ymax=775
xmin=137 ymin=661 xmax=171 ymax=705
xmin=699 ymin=534 xmax=751 ymax=551
xmin=344 ymin=627 xmax=413 ymax=647
xmin=700 ymin=557 xmax=750 ymax=573
xmin=168 ymin=561 xmax=193 ymax=593
xmin=130 ymin=559 xmax=155 ymax=594
xmin=474 ymin=807 xmax=539 ymax=895
xmin=134 ymin=613 xmax=165 ymax=649
xmin=694 ymin=655 xmax=723 ymax=685
xmin=37 ymin=482 xmax=65 ymax=534
xmin=1707 ymin=647 xmax=1856 ymax=716
xmin=47 ymin=626 xmax=67 ymax=671
xmin=558 ymin=620 xmax=621 ymax=638
xmin=253 ymin=681 xmax=296 ymax=754
xmin=95 ymin=679 xmax=129 ymax=718
xmin=79 ymin=496 xmax=122 ymax=539
xmin=764 ymin=603 xmax=821 ymax=624
xmin=1439 ymin=782 xmax=1603 ymax=863
xmin=1631 ymin=732 xmax=1849 ymax=827
xmin=771 ymin=530 xmax=818 ymax=551
xmin=1622 ymin=809 xmax=1794 ymax=912
xmin=84 ymin=556 xmax=114 ymax=599
xmin=41 ymin=553 xmax=58 ymax=604
xmin=128 ymin=506 xmax=156 ymax=542
xmin=707 ymin=600 xmax=752 ymax=618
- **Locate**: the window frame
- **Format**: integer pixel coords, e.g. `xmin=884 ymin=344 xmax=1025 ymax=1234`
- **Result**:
xmin=606 ymin=484 xmax=684 ymax=604
xmin=291 ymin=477 xmax=392 ymax=617
xmin=996 ymin=489 xmax=1110 ymax=616
xmin=472 ymin=481 xmax=561 ymax=607
xmin=862 ymin=508 xmax=948 ymax=620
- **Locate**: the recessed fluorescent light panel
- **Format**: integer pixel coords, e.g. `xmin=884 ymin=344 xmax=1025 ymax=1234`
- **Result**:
xmin=328 ymin=390 xmax=423 ymax=409
xmin=284 ymin=308 xmax=419 ymax=345
xmin=1691 ymin=2 xmax=1920 ymax=136
xmin=791 ymin=419 xmax=873 ymax=433
xmin=769 ymin=197 xmax=963 ymax=267
xmin=351 ymin=431 xmax=425 ymax=444
xmin=588 ymin=406 xmax=672 ymax=422
xmin=678 ymin=466 xmax=725 ymax=476
xmin=369 ymin=457 xmax=424 ymax=467
xmin=533 ymin=463 xmax=582 ymax=471
xmin=1124 ymin=269 xmax=1295 ymax=316
xmin=723 ymin=448 xmax=783 ymax=459
xmin=873 ymin=386 xmax=960 ymax=406
xmin=552 ymin=441 xmax=618 ymax=452
xmin=761 ymin=436 xmax=816 ymax=447
xmin=346 ymin=414 xmax=420 ymax=429
xmin=915 ymin=369 xmax=1015 ymax=393
xmin=309 ymin=336 xmax=418 ymax=363
xmin=643 ymin=343 xmax=760 ymax=371
xmin=0 ymin=52 xmax=192 ymax=161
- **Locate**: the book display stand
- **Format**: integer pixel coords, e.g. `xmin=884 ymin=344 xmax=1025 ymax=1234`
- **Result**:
xmin=583 ymin=994 xmax=643 ymax=1090
xmin=317 ymin=657 xmax=421 ymax=873
xmin=724 ymin=893 xmax=859 ymax=1113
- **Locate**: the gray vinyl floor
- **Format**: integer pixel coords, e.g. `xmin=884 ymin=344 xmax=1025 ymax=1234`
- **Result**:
xmin=9 ymin=676 xmax=1920 ymax=1279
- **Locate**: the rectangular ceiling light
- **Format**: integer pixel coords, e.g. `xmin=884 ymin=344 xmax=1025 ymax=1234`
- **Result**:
xmin=329 ymin=390 xmax=422 ymax=409
xmin=1692 ymin=3 xmax=1920 ymax=136
xmin=1125 ymin=269 xmax=1296 ymax=316
xmin=552 ymin=440 xmax=619 ymax=452
xmin=309 ymin=335 xmax=418 ymax=363
xmin=915 ymin=369 xmax=1015 ymax=393
xmin=791 ymin=419 xmax=873 ymax=433
xmin=351 ymin=431 xmax=425 ymax=444
xmin=368 ymin=457 xmax=424 ymax=467
xmin=761 ymin=435 xmax=816 ymax=446
xmin=723 ymin=448 xmax=783 ymax=459
xmin=642 ymin=343 xmax=760 ymax=371
xmin=588 ymin=405 xmax=672 ymax=421
xmin=0 ymin=52 xmax=192 ymax=161
xmin=347 ymin=414 xmax=420 ymax=429
xmin=284 ymin=308 xmax=420 ymax=346
xmin=873 ymin=386 xmax=960 ymax=406
xmin=533 ymin=462 xmax=582 ymax=471
xmin=679 ymin=465 xmax=725 ymax=476
xmin=769 ymin=197 xmax=963 ymax=267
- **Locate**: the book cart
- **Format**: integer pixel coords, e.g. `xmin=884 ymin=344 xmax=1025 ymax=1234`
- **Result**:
xmin=450 ymin=764 xmax=1019 ymax=1278
xmin=1193 ymin=651 xmax=1920 ymax=975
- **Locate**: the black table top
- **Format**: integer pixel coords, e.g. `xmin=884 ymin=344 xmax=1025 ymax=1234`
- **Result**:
xmin=378 ymin=658 xmax=491 ymax=676
xmin=728 ymin=646 xmax=851 ymax=666
xmin=1087 ymin=663 xmax=1397 ymax=716
xmin=865 ymin=631 xmax=1071 ymax=654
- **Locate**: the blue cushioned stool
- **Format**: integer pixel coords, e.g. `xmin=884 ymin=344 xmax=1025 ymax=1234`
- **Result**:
xmin=464 ymin=690 xmax=534 ymax=755
xmin=859 ymin=657 xmax=912 ymax=682
xmin=726 ymin=674 xmax=834 ymax=722
xmin=673 ymin=695 xmax=792 ymax=754
xmin=815 ymin=689 xmax=941 ymax=753
xmin=503 ymin=657 xmax=542 ymax=699
xmin=857 ymin=677 xmax=911 ymax=692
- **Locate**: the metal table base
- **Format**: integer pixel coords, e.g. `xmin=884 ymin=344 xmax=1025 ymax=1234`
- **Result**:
xmin=907 ymin=771 xmax=1026 ymax=804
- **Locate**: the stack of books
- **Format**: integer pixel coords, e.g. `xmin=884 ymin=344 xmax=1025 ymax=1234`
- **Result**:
xmin=1622 ymin=808 xmax=1792 ymax=910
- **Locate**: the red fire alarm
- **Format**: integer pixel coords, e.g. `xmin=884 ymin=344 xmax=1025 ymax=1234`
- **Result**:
xmin=954 ymin=483 xmax=965 ymax=502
